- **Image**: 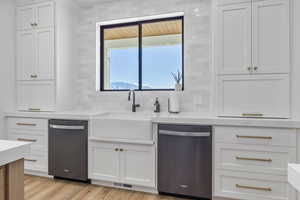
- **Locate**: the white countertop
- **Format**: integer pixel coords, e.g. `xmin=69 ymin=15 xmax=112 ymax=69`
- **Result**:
xmin=288 ymin=164 xmax=300 ymax=192
xmin=0 ymin=140 xmax=31 ymax=166
xmin=5 ymin=111 xmax=300 ymax=128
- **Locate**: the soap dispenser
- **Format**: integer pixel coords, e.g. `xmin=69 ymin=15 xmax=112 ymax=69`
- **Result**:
xmin=154 ymin=97 xmax=160 ymax=113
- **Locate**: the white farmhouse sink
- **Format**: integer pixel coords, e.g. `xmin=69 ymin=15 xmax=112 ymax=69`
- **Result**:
xmin=90 ymin=112 xmax=153 ymax=141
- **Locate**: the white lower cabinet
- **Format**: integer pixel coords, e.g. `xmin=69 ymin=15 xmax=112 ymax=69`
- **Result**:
xmin=7 ymin=117 xmax=48 ymax=174
xmin=89 ymin=141 xmax=156 ymax=188
xmin=214 ymin=126 xmax=297 ymax=200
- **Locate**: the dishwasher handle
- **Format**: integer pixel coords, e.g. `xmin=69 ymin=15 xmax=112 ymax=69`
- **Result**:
xmin=159 ymin=130 xmax=210 ymax=137
xmin=49 ymin=124 xmax=85 ymax=130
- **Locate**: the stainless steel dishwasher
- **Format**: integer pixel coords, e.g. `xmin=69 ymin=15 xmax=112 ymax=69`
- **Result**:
xmin=48 ymin=119 xmax=88 ymax=182
xmin=158 ymin=124 xmax=212 ymax=199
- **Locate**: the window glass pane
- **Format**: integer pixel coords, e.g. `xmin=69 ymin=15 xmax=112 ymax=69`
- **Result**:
xmin=142 ymin=19 xmax=183 ymax=89
xmin=103 ymin=25 xmax=139 ymax=90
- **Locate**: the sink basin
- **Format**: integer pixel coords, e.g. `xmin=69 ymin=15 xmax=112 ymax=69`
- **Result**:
xmin=90 ymin=112 xmax=153 ymax=141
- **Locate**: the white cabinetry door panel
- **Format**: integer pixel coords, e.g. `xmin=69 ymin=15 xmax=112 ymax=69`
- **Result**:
xmin=17 ymin=5 xmax=35 ymax=31
xmin=89 ymin=142 xmax=120 ymax=182
xmin=215 ymin=170 xmax=296 ymax=200
xmin=214 ymin=126 xmax=296 ymax=147
xmin=252 ymin=0 xmax=290 ymax=74
xmin=17 ymin=31 xmax=35 ymax=81
xmin=17 ymin=81 xmax=55 ymax=111
xmin=36 ymin=28 xmax=54 ymax=80
xmin=216 ymin=3 xmax=251 ymax=75
xmin=217 ymin=74 xmax=290 ymax=118
xmin=35 ymin=2 xmax=54 ymax=29
xmin=215 ymin=143 xmax=296 ymax=175
xmin=120 ymin=144 xmax=155 ymax=187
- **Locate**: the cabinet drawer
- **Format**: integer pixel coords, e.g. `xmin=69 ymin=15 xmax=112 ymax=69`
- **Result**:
xmin=8 ymin=131 xmax=47 ymax=154
xmin=215 ymin=170 xmax=296 ymax=200
xmin=0 ymin=166 xmax=5 ymax=200
xmin=214 ymin=126 xmax=296 ymax=147
xmin=215 ymin=144 xmax=296 ymax=175
xmin=8 ymin=117 xmax=48 ymax=131
xmin=217 ymin=74 xmax=290 ymax=118
xmin=24 ymin=154 xmax=47 ymax=173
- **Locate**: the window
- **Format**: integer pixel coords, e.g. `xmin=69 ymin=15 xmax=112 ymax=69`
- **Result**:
xmin=99 ymin=16 xmax=184 ymax=91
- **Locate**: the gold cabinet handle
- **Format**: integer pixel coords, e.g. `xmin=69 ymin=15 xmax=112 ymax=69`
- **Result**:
xmin=236 ymin=156 xmax=272 ymax=162
xmin=236 ymin=184 xmax=272 ymax=192
xmin=28 ymin=108 xmax=41 ymax=112
xmin=17 ymin=138 xmax=37 ymax=142
xmin=242 ymin=113 xmax=263 ymax=117
xmin=30 ymin=74 xmax=38 ymax=78
xmin=25 ymin=159 xmax=37 ymax=162
xmin=16 ymin=122 xmax=36 ymax=126
xmin=236 ymin=135 xmax=272 ymax=140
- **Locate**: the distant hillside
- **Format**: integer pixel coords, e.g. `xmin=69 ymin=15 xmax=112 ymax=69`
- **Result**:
xmin=111 ymin=81 xmax=152 ymax=89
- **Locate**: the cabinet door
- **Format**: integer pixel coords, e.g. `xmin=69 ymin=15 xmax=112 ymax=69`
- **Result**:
xmin=252 ymin=0 xmax=290 ymax=73
xmin=17 ymin=80 xmax=56 ymax=111
xmin=17 ymin=5 xmax=35 ymax=30
xmin=216 ymin=3 xmax=252 ymax=75
xmin=88 ymin=142 xmax=120 ymax=182
xmin=217 ymin=74 xmax=290 ymax=118
xmin=17 ymin=31 xmax=36 ymax=80
xmin=36 ymin=28 xmax=54 ymax=80
xmin=120 ymin=144 xmax=155 ymax=187
xmin=35 ymin=2 xmax=54 ymax=29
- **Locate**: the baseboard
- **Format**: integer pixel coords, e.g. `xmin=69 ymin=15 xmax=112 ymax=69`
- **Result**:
xmin=25 ymin=169 xmax=53 ymax=178
xmin=91 ymin=179 xmax=158 ymax=194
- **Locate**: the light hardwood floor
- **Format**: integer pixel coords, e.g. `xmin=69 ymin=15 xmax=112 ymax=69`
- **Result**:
xmin=24 ymin=175 xmax=190 ymax=200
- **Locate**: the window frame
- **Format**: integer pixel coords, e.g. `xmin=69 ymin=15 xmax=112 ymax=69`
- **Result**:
xmin=99 ymin=15 xmax=184 ymax=92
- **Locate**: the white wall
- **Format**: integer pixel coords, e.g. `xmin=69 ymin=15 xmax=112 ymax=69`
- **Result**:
xmin=76 ymin=0 xmax=211 ymax=113
xmin=0 ymin=0 xmax=16 ymax=138
xmin=55 ymin=0 xmax=80 ymax=111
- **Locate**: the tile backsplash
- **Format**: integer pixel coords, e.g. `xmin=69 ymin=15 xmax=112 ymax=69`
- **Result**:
xmin=76 ymin=0 xmax=212 ymax=114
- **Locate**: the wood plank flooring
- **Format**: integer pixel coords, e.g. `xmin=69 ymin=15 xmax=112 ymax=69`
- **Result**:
xmin=24 ymin=175 xmax=190 ymax=200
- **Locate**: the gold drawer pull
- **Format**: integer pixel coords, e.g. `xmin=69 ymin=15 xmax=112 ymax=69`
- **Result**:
xmin=25 ymin=159 xmax=37 ymax=162
xmin=28 ymin=108 xmax=41 ymax=112
xmin=242 ymin=113 xmax=263 ymax=117
xmin=236 ymin=156 xmax=272 ymax=162
xmin=17 ymin=138 xmax=37 ymax=142
xmin=236 ymin=184 xmax=272 ymax=192
xmin=236 ymin=135 xmax=272 ymax=140
xmin=16 ymin=123 xmax=36 ymax=126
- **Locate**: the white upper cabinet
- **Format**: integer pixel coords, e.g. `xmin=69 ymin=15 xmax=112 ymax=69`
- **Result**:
xmin=35 ymin=3 xmax=54 ymax=29
xmin=17 ymin=28 xmax=54 ymax=81
xmin=17 ymin=2 xmax=53 ymax=31
xmin=16 ymin=1 xmax=54 ymax=81
xmin=16 ymin=5 xmax=35 ymax=31
xmin=216 ymin=0 xmax=251 ymax=6
xmin=17 ymin=31 xmax=36 ymax=80
xmin=217 ymin=0 xmax=290 ymax=75
xmin=216 ymin=3 xmax=252 ymax=74
xmin=36 ymin=29 xmax=54 ymax=80
xmin=252 ymin=0 xmax=290 ymax=74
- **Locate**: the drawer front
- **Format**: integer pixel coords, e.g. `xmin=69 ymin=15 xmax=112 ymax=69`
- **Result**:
xmin=215 ymin=170 xmax=296 ymax=200
xmin=8 ymin=131 xmax=47 ymax=154
xmin=8 ymin=117 xmax=48 ymax=131
xmin=215 ymin=144 xmax=296 ymax=175
xmin=24 ymin=154 xmax=48 ymax=173
xmin=214 ymin=126 xmax=296 ymax=147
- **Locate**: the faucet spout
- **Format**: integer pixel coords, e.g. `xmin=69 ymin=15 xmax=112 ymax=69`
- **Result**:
xmin=128 ymin=90 xmax=140 ymax=112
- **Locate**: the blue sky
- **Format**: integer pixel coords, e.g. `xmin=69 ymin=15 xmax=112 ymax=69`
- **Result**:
xmin=109 ymin=44 xmax=182 ymax=89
